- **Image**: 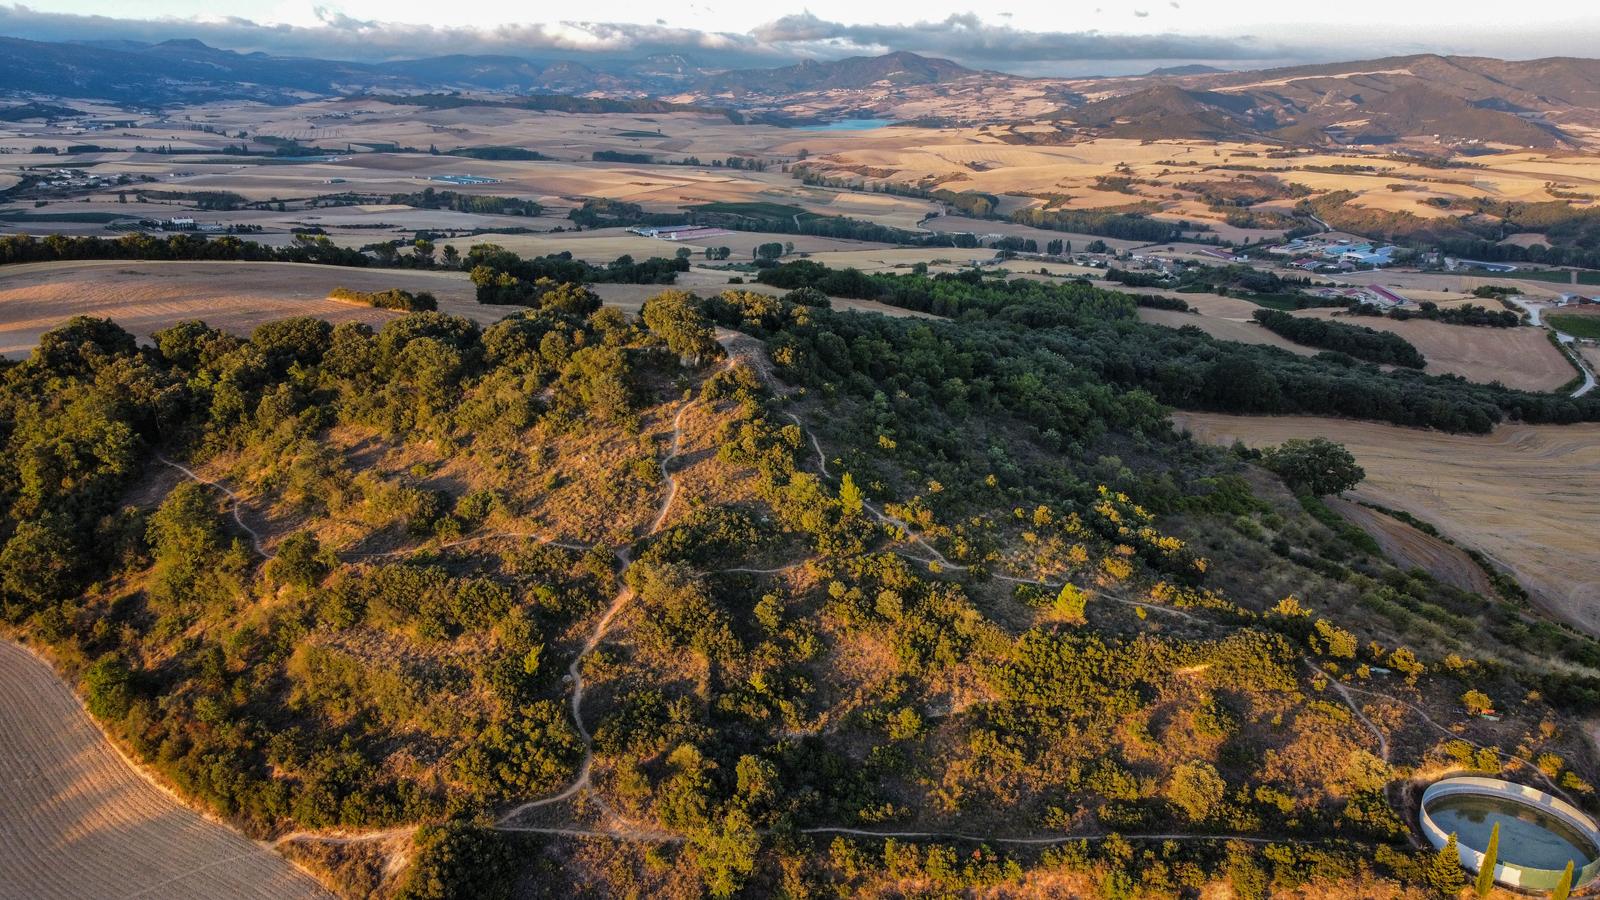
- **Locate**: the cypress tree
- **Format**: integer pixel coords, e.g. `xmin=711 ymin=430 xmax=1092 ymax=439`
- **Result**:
xmin=1551 ymin=859 xmax=1574 ymax=900
xmin=1476 ymin=821 xmax=1500 ymax=897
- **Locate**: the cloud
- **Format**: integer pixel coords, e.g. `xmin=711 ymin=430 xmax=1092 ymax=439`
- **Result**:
xmin=0 ymin=4 xmax=785 ymax=65
xmin=751 ymin=11 xmax=1283 ymax=63
xmin=0 ymin=3 xmax=1292 ymax=74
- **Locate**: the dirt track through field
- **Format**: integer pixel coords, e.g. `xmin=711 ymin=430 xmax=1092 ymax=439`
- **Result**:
xmin=0 ymin=639 xmax=330 ymax=900
xmin=1174 ymin=412 xmax=1600 ymax=636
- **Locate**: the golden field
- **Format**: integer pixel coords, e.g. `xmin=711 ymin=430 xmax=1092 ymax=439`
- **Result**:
xmin=1173 ymin=412 xmax=1600 ymax=636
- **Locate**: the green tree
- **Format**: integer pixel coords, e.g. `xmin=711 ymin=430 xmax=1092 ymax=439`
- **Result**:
xmin=268 ymin=531 xmax=334 ymax=590
xmin=1429 ymin=834 xmax=1467 ymax=898
xmin=82 ymin=653 xmax=133 ymax=720
xmin=693 ymin=808 xmax=760 ymax=899
xmin=1166 ymin=760 xmax=1226 ymax=822
xmin=1462 ymin=689 xmax=1495 ymax=716
xmin=1552 ymin=859 xmax=1574 ymax=900
xmin=395 ymin=822 xmax=518 ymax=900
xmin=1261 ymin=438 xmax=1365 ymax=496
xmin=1476 ymin=821 xmax=1499 ymax=897
xmin=658 ymin=743 xmax=714 ymax=830
xmin=839 ymin=472 xmax=865 ymax=516
xmin=0 ymin=517 xmax=79 ymax=608
xmin=642 ymin=289 xmax=721 ymax=363
xmin=1053 ymin=583 xmax=1089 ymax=623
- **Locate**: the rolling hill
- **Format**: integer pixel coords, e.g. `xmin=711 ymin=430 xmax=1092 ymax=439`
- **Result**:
xmin=695 ymin=51 xmax=978 ymax=97
xmin=0 ymin=34 xmax=1596 ymax=147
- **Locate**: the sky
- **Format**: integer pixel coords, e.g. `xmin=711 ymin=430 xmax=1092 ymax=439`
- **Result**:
xmin=3 ymin=1 xmax=1599 ymax=76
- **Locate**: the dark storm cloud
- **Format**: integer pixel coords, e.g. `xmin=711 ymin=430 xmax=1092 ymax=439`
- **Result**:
xmin=0 ymin=3 xmax=1289 ymax=71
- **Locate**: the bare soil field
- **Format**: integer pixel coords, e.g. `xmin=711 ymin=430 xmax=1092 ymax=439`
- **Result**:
xmin=0 ymin=638 xmax=330 ymax=900
xmin=803 ymin=246 xmax=992 ymax=271
xmin=0 ymin=260 xmax=492 ymax=356
xmin=1293 ymin=310 xmax=1577 ymax=391
xmin=1582 ymin=344 xmax=1600 ymax=374
xmin=1325 ymin=496 xmax=1497 ymax=596
xmin=1172 ymin=412 xmax=1600 ymax=636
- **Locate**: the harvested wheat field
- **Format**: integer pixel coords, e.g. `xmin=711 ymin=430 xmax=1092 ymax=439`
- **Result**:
xmin=0 ymin=260 xmax=495 ymax=357
xmin=1293 ymin=310 xmax=1575 ymax=391
xmin=1325 ymin=496 xmax=1497 ymax=596
xmin=0 ymin=639 xmax=330 ymax=900
xmin=1137 ymin=307 xmax=1316 ymax=356
xmin=1173 ymin=412 xmax=1600 ymax=636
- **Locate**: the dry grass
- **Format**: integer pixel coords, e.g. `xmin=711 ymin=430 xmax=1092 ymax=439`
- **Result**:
xmin=0 ymin=638 xmax=330 ymax=900
xmin=1173 ymin=412 xmax=1600 ymax=636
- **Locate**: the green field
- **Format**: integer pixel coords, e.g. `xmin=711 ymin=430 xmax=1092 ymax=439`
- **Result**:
xmin=0 ymin=210 xmax=137 ymax=223
xmin=689 ymin=200 xmax=816 ymax=221
xmin=1494 ymin=268 xmax=1600 ymax=286
xmin=1548 ymin=312 xmax=1600 ymax=339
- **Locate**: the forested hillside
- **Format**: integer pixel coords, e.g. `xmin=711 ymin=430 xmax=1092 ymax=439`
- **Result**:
xmin=1 ymin=254 xmax=1597 ymax=898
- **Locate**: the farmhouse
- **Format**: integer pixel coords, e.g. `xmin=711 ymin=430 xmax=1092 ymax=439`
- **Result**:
xmin=1309 ymin=283 xmax=1410 ymax=307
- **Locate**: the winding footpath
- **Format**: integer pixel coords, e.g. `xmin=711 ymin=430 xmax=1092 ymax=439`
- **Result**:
xmin=170 ymin=334 xmax=1536 ymax=861
xmin=495 ymin=356 xmax=735 ymax=832
xmin=157 ymin=455 xmax=273 ymax=559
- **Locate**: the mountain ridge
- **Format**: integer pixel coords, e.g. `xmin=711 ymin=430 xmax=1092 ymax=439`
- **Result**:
xmin=0 ymin=36 xmax=1596 ymax=146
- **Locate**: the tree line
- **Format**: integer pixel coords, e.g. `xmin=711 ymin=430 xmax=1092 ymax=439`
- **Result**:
xmin=1251 ymin=309 xmax=1427 ymax=368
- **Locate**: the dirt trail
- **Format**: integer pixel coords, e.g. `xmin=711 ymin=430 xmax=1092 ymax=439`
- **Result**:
xmin=0 ymin=639 xmax=330 ymax=900
xmin=158 ymin=455 xmax=273 ymax=558
xmin=496 ymin=354 xmax=735 ymax=829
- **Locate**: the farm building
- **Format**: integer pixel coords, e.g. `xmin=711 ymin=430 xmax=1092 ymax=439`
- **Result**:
xmin=628 ymin=225 xmax=733 ymax=241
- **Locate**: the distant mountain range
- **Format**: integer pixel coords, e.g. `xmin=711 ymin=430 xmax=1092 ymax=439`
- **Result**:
xmin=2 ymin=35 xmax=1598 ymax=148
xmin=697 ymin=51 xmax=979 ymax=98
xmin=0 ymin=37 xmax=977 ymax=105
xmin=1068 ymin=54 xmax=1598 ymax=148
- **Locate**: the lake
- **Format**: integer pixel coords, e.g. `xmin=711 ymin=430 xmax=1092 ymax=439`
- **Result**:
xmin=800 ymin=119 xmax=896 ymax=132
